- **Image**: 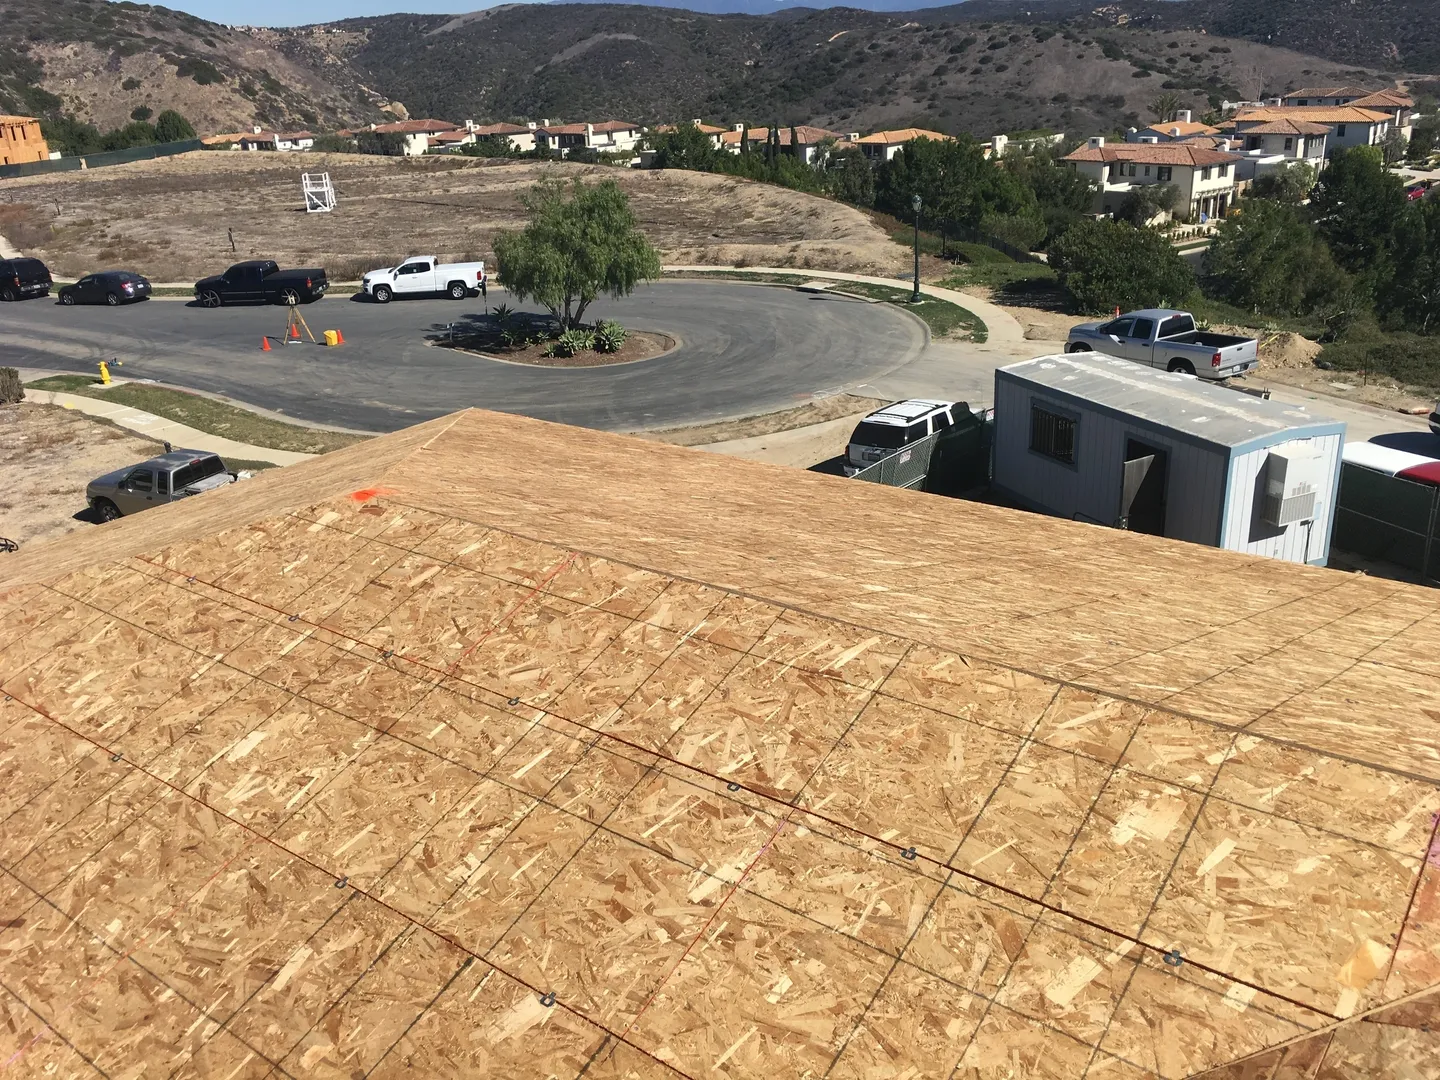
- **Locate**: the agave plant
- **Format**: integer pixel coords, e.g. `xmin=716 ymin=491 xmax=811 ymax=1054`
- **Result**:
xmin=593 ymin=319 xmax=628 ymax=353
xmin=492 ymin=302 xmax=514 ymax=325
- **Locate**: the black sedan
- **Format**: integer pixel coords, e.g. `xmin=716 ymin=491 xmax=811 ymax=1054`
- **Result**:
xmin=58 ymin=271 xmax=152 ymax=306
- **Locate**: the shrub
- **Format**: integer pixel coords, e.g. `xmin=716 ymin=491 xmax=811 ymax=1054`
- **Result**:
xmin=1049 ymin=219 xmax=1195 ymax=312
xmin=130 ymin=105 xmax=151 ymax=122
xmin=551 ymin=329 xmax=595 ymax=357
xmin=174 ymin=57 xmax=223 ymax=85
xmin=1320 ymin=331 xmax=1440 ymax=390
xmin=594 ymin=320 xmax=628 ymax=353
xmin=0 ymin=367 xmax=22 ymax=405
xmin=121 ymin=76 xmax=141 ymax=90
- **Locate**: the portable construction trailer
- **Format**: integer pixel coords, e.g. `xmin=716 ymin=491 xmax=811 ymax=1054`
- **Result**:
xmin=993 ymin=354 xmax=1345 ymax=565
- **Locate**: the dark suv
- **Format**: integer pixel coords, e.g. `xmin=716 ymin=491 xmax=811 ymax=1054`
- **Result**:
xmin=0 ymin=257 xmax=52 ymax=301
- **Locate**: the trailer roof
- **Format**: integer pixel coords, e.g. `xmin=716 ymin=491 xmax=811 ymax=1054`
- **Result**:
xmin=1000 ymin=352 xmax=1342 ymax=449
xmin=0 ymin=409 xmax=1435 ymax=1079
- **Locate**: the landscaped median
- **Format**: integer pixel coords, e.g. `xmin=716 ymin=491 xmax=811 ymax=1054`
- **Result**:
xmin=23 ymin=376 xmax=370 ymax=460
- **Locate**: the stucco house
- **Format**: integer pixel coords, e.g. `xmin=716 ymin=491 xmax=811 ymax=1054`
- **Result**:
xmin=854 ymin=128 xmax=953 ymax=162
xmin=1281 ymin=87 xmax=1414 ymax=138
xmin=237 ymin=128 xmax=315 ymax=152
xmin=535 ymin=121 xmax=643 ymax=157
xmin=1126 ymin=112 xmax=1221 ymax=143
xmin=1063 ymin=137 xmax=1241 ymax=221
xmin=717 ymin=124 xmax=850 ymax=163
xmin=1233 ymin=106 xmax=1392 ymax=154
xmin=1230 ymin=117 xmax=1328 ymax=167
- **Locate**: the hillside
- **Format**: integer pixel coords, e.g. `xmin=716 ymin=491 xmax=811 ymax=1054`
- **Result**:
xmin=284 ymin=4 xmax=1390 ymax=139
xmin=939 ymin=0 xmax=1440 ymax=76
xmin=0 ymin=0 xmax=381 ymax=135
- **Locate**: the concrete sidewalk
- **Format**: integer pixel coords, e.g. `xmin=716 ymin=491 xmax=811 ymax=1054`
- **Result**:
xmin=23 ymin=388 xmax=315 ymax=466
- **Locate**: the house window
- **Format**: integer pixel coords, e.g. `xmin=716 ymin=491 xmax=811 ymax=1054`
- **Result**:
xmin=1127 ymin=163 xmax=1137 ymax=177
xmin=1284 ymin=137 xmax=1293 ymax=151
xmin=1201 ymin=166 xmax=1212 ymax=180
xmin=1157 ymin=166 xmax=1172 ymax=181
xmin=1221 ymin=164 xmax=1230 ymax=177
xmin=1144 ymin=165 xmax=1151 ymax=176
xmin=1336 ymin=124 xmax=1346 ymax=137
xmin=1030 ymin=405 xmax=1076 ymax=465
xmin=1298 ymin=98 xmax=1308 ymax=106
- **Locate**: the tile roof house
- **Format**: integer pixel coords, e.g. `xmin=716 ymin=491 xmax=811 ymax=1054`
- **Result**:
xmin=1230 ymin=116 xmax=1329 ymax=171
xmin=236 ymin=128 xmax=316 ymax=152
xmin=717 ymin=124 xmax=850 ymax=163
xmin=1233 ymin=106 xmax=1394 ymax=155
xmin=652 ymin=120 xmax=728 ymax=150
xmin=470 ymin=122 xmax=538 ymax=153
xmin=1127 ymin=120 xmax=1222 ymax=143
xmin=2 ymin=406 xmax=1440 ymax=1080
xmin=1064 ymin=137 xmax=1241 ymax=221
xmin=535 ymin=120 xmax=643 ymax=157
xmin=855 ymin=127 xmax=954 ymax=162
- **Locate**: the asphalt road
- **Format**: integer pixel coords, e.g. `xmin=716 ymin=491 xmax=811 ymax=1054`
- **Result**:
xmin=0 ymin=282 xmax=926 ymax=432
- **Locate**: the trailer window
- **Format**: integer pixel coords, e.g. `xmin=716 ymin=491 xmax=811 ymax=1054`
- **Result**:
xmin=1030 ymin=406 xmax=1076 ymax=464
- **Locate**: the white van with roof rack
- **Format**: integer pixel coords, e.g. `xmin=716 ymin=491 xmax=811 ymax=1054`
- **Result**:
xmin=845 ymin=399 xmax=989 ymax=474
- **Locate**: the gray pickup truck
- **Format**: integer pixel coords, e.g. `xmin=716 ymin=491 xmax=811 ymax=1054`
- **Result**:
xmin=87 ymin=449 xmax=237 ymax=521
xmin=1066 ymin=309 xmax=1258 ymax=380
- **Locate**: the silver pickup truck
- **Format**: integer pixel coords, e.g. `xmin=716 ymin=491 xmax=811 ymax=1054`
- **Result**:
xmin=1066 ymin=309 xmax=1258 ymax=380
xmin=86 ymin=448 xmax=238 ymax=521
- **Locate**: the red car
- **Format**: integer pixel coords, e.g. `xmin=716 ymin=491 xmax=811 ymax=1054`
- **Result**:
xmin=1408 ymin=179 xmax=1435 ymax=201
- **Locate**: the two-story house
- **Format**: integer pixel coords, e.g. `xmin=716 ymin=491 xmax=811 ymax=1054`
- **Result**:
xmin=717 ymin=125 xmax=851 ymax=163
xmin=1063 ymin=137 xmax=1241 ymax=221
xmin=237 ymin=128 xmax=315 ymax=152
xmin=1233 ymin=106 xmax=1392 ymax=154
xmin=854 ymin=128 xmax=953 ymax=162
xmin=471 ymin=122 xmax=538 ymax=153
xmin=1230 ymin=117 xmax=1328 ymax=167
xmin=651 ymin=120 xmax=728 ymax=150
xmin=535 ymin=121 xmax=643 ymax=157
xmin=1281 ymin=87 xmax=1414 ymax=137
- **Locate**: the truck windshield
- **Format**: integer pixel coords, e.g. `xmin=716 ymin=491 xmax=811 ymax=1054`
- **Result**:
xmin=852 ymin=421 xmax=923 ymax=449
xmin=173 ymin=456 xmax=227 ymax=490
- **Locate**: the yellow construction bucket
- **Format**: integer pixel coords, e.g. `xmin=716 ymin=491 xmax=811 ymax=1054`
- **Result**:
xmin=323 ymin=330 xmax=340 ymax=347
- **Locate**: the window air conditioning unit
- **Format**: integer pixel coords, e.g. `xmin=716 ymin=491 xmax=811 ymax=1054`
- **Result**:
xmin=1261 ymin=443 xmax=1325 ymax=526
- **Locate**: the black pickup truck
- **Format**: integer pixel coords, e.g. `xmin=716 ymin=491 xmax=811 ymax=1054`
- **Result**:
xmin=194 ymin=260 xmax=328 ymax=307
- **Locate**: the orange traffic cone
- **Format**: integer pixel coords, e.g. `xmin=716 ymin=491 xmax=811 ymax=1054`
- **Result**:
xmin=261 ymin=336 xmax=270 ymax=351
xmin=334 ymin=329 xmax=344 ymax=345
xmin=289 ymin=323 xmax=300 ymax=341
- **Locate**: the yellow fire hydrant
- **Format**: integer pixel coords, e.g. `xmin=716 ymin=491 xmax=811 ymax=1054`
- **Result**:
xmin=97 ymin=359 xmax=123 ymax=385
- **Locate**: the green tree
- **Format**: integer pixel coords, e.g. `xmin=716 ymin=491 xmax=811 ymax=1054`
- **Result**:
xmin=1380 ymin=126 xmax=1408 ymax=166
xmin=1113 ymin=183 xmax=1180 ymax=226
xmin=1383 ymin=198 xmax=1440 ymax=334
xmin=154 ymin=109 xmax=196 ymax=143
xmin=649 ymin=123 xmax=718 ymax=170
xmin=1408 ymin=118 xmax=1439 ymax=163
xmin=460 ymin=134 xmax=517 ymax=158
xmin=1001 ymin=142 xmax=1098 ymax=247
xmin=1309 ymin=146 xmax=1409 ymax=294
xmin=99 ymin=121 xmax=157 ymax=151
xmin=826 ymin=147 xmax=875 ymax=207
xmin=40 ymin=116 xmax=102 ymax=156
xmin=355 ymin=131 xmax=407 ymax=156
xmin=1204 ymin=199 xmax=1351 ymax=316
xmin=130 ymin=105 xmax=152 ymax=123
xmin=310 ymin=134 xmax=355 ymax=153
xmin=1149 ymin=91 xmax=1183 ymax=123
xmin=876 ymin=135 xmax=1039 ymax=248
xmin=494 ymin=178 xmax=662 ymax=331
xmin=1247 ymin=161 xmax=1316 ymax=203
xmin=1049 ymin=219 xmax=1195 ymax=312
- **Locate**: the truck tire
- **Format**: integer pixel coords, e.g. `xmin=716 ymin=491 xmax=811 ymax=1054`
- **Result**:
xmin=447 ymin=281 xmax=468 ymax=300
xmin=1067 ymin=343 xmax=1090 ymax=353
xmin=372 ymin=284 xmax=392 ymax=304
xmin=199 ymin=289 xmax=222 ymax=308
xmin=94 ymin=499 xmax=121 ymax=522
xmin=276 ymin=288 xmax=301 ymax=306
xmin=0 ymin=287 xmax=15 ymax=302
xmin=1167 ymin=359 xmax=1196 ymax=375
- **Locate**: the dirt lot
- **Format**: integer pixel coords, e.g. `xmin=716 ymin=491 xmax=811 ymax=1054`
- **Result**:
xmin=0 ymin=153 xmax=907 ymax=282
xmin=0 ymin=403 xmax=163 ymax=548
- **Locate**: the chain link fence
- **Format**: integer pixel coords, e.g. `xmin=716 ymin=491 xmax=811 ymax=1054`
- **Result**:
xmin=851 ymin=433 xmax=940 ymax=490
xmin=1331 ymin=463 xmax=1440 ymax=584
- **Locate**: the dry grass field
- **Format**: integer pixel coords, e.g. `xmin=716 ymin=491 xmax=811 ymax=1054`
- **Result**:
xmin=0 ymin=152 xmax=907 ymax=282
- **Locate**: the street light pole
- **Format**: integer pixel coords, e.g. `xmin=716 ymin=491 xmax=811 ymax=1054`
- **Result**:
xmin=910 ymin=193 xmax=922 ymax=304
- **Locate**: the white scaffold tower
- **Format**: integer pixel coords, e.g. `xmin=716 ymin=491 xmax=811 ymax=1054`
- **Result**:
xmin=302 ymin=172 xmax=337 ymax=213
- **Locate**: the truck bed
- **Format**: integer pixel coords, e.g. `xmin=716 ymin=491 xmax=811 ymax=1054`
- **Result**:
xmin=1163 ymin=330 xmax=1252 ymax=349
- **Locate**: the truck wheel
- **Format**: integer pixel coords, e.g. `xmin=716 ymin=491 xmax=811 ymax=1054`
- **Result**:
xmin=372 ymin=284 xmax=392 ymax=304
xmin=276 ymin=288 xmax=300 ymax=306
xmin=0 ymin=287 xmax=15 ymax=302
xmin=94 ymin=499 xmax=121 ymax=522
xmin=199 ymin=289 xmax=222 ymax=308
xmin=447 ymin=281 xmax=467 ymax=300
xmin=1167 ymin=359 xmax=1196 ymax=375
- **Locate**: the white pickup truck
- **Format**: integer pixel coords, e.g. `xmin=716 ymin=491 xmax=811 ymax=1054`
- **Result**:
xmin=1066 ymin=308 xmax=1258 ymax=380
xmin=361 ymin=256 xmax=486 ymax=303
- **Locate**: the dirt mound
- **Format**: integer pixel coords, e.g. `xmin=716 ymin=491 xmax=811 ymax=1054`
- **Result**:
xmin=1260 ymin=331 xmax=1324 ymax=370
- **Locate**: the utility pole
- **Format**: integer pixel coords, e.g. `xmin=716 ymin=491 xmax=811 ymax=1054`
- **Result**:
xmin=910 ymin=193 xmax=922 ymax=304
